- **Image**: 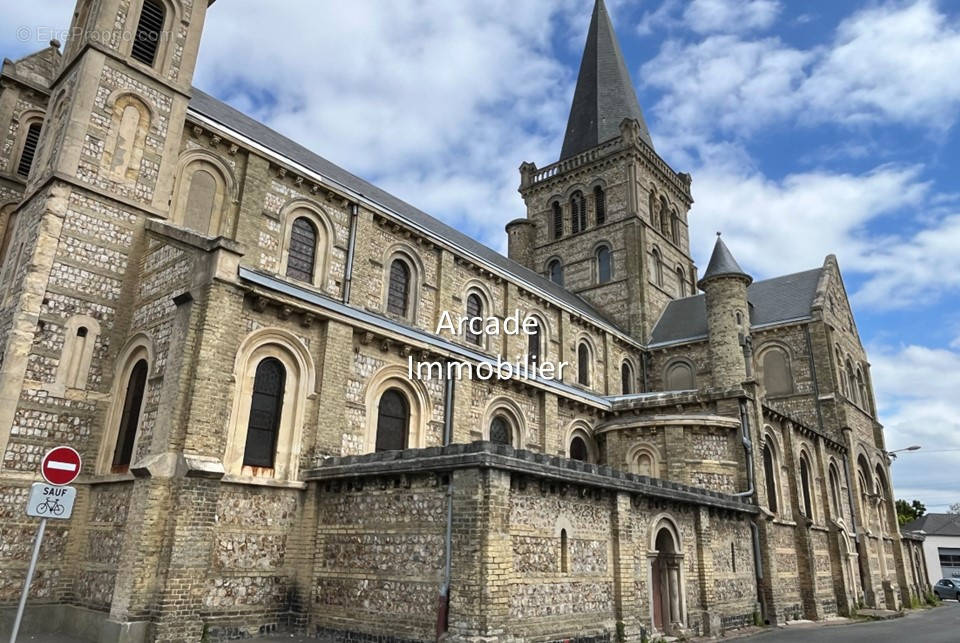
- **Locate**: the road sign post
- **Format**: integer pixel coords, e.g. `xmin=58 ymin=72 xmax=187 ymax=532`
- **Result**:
xmin=10 ymin=448 xmax=81 ymax=643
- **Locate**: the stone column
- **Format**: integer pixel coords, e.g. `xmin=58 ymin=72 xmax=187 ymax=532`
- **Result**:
xmin=669 ymin=562 xmax=682 ymax=625
xmin=446 ymin=467 xmax=513 ymax=641
xmin=610 ymin=492 xmax=643 ymax=640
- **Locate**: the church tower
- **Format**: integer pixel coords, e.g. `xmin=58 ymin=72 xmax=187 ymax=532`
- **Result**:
xmin=511 ymin=0 xmax=695 ymax=340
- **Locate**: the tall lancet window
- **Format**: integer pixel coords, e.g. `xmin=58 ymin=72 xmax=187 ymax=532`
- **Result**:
xmin=594 ymin=186 xmax=606 ymax=225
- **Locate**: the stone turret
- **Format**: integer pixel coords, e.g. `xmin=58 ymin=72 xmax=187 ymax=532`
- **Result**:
xmin=505 ymin=217 xmax=535 ymax=269
xmin=699 ymin=235 xmax=752 ymax=389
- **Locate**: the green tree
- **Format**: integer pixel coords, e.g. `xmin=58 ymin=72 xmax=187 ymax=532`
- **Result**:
xmin=897 ymin=499 xmax=926 ymax=526
xmin=948 ymin=502 xmax=960 ymax=514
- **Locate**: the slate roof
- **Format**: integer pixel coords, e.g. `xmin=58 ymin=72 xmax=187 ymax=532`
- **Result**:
xmin=698 ymin=235 xmax=752 ymax=287
xmin=650 ymin=268 xmax=824 ymax=346
xmin=559 ymin=0 xmax=653 ymax=160
xmin=187 ymin=89 xmax=620 ymax=333
xmin=902 ymin=513 xmax=960 ymax=537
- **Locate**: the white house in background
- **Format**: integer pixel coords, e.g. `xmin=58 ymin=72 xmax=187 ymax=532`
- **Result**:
xmin=902 ymin=514 xmax=960 ymax=583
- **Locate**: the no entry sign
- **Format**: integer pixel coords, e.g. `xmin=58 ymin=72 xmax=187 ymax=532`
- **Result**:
xmin=40 ymin=446 xmax=81 ymax=486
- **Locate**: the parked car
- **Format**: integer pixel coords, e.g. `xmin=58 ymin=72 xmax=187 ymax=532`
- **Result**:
xmin=933 ymin=578 xmax=960 ymax=600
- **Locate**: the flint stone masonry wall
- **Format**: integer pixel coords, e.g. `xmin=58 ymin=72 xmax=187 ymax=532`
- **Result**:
xmin=305 ymin=442 xmax=757 ymax=641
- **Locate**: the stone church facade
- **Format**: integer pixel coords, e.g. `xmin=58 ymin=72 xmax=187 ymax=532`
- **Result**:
xmin=0 ymin=0 xmax=929 ymax=641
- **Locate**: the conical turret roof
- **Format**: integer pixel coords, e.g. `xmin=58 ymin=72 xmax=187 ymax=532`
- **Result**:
xmin=698 ymin=234 xmax=752 ymax=288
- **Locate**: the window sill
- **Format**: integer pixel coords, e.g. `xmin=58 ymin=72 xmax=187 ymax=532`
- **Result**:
xmin=220 ymin=473 xmax=306 ymax=490
xmin=83 ymin=472 xmax=137 ymax=485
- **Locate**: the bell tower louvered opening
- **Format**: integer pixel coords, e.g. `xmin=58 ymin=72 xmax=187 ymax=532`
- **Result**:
xmin=131 ymin=0 xmax=166 ymax=66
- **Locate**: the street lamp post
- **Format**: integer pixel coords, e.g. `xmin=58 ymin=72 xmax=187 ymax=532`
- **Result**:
xmin=886 ymin=445 xmax=921 ymax=461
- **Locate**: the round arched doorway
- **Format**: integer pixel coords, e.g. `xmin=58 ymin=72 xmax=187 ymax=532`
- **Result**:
xmin=651 ymin=524 xmax=683 ymax=633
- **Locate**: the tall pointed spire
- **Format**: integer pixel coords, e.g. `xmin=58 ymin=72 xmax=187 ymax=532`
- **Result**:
xmin=560 ymin=0 xmax=653 ymax=160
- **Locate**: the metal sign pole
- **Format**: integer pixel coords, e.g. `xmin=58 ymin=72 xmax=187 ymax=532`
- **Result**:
xmin=9 ymin=517 xmax=46 ymax=643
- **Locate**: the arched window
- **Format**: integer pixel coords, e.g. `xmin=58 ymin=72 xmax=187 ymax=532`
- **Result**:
xmin=836 ymin=346 xmax=848 ymax=395
xmin=548 ymin=259 xmax=564 ymax=286
xmin=181 ymin=168 xmax=219 ymax=235
xmin=651 ymin=248 xmax=664 ymax=286
xmin=845 ymin=359 xmax=857 ymax=404
xmin=16 ymin=122 xmax=43 ymax=178
xmin=648 ymin=190 xmax=659 ymax=228
xmin=676 ymin=266 xmax=687 ymax=297
xmin=665 ymin=361 xmax=694 ymax=390
xmin=762 ymin=348 xmax=793 ymax=396
xmin=387 ymin=259 xmax=411 ymax=317
xmin=570 ymin=436 xmax=589 ymax=461
xmin=105 ymin=95 xmax=150 ymax=181
xmin=0 ymin=205 xmax=18 ymax=264
xmin=375 ymin=388 xmax=409 ymax=452
xmin=762 ymin=442 xmax=778 ymax=513
xmin=570 ymin=191 xmax=586 ymax=233
xmin=829 ymin=464 xmax=843 ymax=517
xmin=54 ymin=316 xmax=100 ymax=393
xmin=286 ymin=217 xmax=318 ymax=282
xmin=577 ymin=342 xmax=591 ymax=386
xmin=560 ymin=528 xmax=569 ymax=573
xmin=241 ymin=357 xmax=285 ymax=468
xmin=527 ymin=319 xmax=541 ymax=365
xmin=799 ymin=454 xmax=813 ymax=518
xmin=131 ymin=0 xmax=166 ymax=66
xmin=636 ymin=451 xmax=654 ymax=476
xmin=552 ymin=201 xmax=563 ymax=239
xmin=596 ymin=245 xmax=612 ymax=284
xmin=670 ymin=209 xmax=680 ymax=244
xmin=489 ymin=415 xmax=512 ymax=446
xmin=594 ymin=186 xmax=606 ymax=225
xmin=112 ymin=359 xmax=148 ymax=472
xmin=465 ymin=292 xmax=483 ymax=346
xmin=659 ymin=196 xmax=670 ymax=237
xmin=621 ymin=360 xmax=634 ymax=394
xmin=856 ymin=368 xmax=868 ymax=411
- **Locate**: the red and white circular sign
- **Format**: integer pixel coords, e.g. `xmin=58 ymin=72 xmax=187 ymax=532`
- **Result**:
xmin=41 ymin=446 xmax=82 ymax=486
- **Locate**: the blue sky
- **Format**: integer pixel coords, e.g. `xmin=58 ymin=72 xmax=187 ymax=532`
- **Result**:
xmin=5 ymin=0 xmax=959 ymax=510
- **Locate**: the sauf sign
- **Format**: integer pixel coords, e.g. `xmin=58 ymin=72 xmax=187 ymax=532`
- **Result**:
xmin=9 ymin=446 xmax=81 ymax=643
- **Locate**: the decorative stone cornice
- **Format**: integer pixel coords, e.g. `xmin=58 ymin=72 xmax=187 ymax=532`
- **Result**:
xmin=305 ymin=441 xmax=758 ymax=514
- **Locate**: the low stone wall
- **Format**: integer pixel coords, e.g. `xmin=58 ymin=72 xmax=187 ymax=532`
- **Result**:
xmin=305 ymin=441 xmax=760 ymax=641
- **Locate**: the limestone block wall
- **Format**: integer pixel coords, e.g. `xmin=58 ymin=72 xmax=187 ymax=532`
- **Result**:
xmin=752 ymin=325 xmax=817 ymax=428
xmin=648 ymin=340 xmax=710 ymax=391
xmin=767 ymin=522 xmax=803 ymax=620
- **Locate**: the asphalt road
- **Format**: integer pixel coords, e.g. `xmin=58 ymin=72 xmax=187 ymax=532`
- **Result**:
xmin=11 ymin=602 xmax=959 ymax=642
xmin=743 ymin=600 xmax=960 ymax=643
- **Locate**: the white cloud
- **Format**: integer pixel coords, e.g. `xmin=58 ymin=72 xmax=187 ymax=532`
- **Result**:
xmin=687 ymin=164 xmax=928 ymax=278
xmin=683 ymin=0 xmax=782 ymax=35
xmin=643 ymin=0 xmax=960 ymax=153
xmin=802 ymin=0 xmax=960 ymax=127
xmin=189 ymin=0 xmax=601 ymax=251
xmin=869 ymin=343 xmax=960 ymax=508
xmin=638 ymin=0 xmax=781 ymax=36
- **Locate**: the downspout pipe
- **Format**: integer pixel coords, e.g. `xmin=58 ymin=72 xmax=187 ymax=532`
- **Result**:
xmin=342 ymin=202 xmax=359 ymax=304
xmin=736 ymin=396 xmax=765 ymax=621
xmin=436 ymin=368 xmax=456 ymax=637
xmin=735 ymin=397 xmax=754 ymax=498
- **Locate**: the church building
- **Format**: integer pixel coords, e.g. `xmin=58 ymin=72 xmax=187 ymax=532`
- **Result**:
xmin=0 ymin=0 xmax=929 ymax=641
